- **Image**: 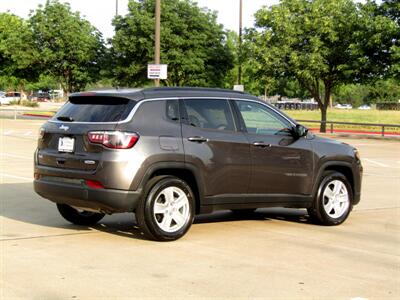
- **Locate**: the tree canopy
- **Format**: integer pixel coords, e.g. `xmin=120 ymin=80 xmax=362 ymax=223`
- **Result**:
xmin=29 ymin=0 xmax=105 ymax=93
xmin=0 ymin=13 xmax=38 ymax=89
xmin=0 ymin=0 xmax=398 ymax=114
xmin=246 ymin=0 xmax=399 ymax=131
xmin=111 ymin=0 xmax=233 ymax=87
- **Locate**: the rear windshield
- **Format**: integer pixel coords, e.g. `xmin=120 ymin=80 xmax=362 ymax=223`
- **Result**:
xmin=54 ymin=96 xmax=136 ymax=122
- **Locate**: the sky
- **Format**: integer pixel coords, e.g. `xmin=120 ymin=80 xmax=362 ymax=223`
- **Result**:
xmin=0 ymin=0 xmax=279 ymax=39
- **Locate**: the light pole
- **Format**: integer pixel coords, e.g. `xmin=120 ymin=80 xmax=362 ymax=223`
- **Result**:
xmin=238 ymin=0 xmax=243 ymax=85
xmin=115 ymin=0 xmax=118 ymax=16
xmin=154 ymin=0 xmax=161 ymax=87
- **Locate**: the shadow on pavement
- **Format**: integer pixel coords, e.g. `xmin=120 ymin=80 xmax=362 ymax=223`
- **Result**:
xmin=1 ymin=182 xmax=315 ymax=240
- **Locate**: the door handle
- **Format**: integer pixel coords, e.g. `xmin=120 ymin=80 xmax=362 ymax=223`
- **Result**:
xmin=252 ymin=141 xmax=272 ymax=148
xmin=188 ymin=136 xmax=208 ymax=143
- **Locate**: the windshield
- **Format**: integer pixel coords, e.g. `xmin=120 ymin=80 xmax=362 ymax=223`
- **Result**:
xmin=54 ymin=96 xmax=136 ymax=122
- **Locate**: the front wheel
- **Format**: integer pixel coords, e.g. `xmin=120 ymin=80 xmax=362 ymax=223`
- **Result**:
xmin=56 ymin=204 xmax=105 ymax=226
xmin=308 ymin=171 xmax=353 ymax=226
xmin=136 ymin=176 xmax=195 ymax=241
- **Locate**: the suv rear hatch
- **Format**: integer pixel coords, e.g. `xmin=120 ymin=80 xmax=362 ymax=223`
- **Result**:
xmin=37 ymin=95 xmax=136 ymax=171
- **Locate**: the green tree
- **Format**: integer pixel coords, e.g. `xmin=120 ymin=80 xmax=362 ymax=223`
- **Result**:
xmin=368 ymin=79 xmax=400 ymax=103
xmin=247 ymin=0 xmax=398 ymax=132
xmin=0 ymin=13 xmax=38 ymax=90
xmin=25 ymin=74 xmax=59 ymax=92
xmin=222 ymin=30 xmax=239 ymax=89
xmin=333 ymin=84 xmax=370 ymax=107
xmin=111 ymin=0 xmax=233 ymax=87
xmin=29 ymin=0 xmax=105 ymax=93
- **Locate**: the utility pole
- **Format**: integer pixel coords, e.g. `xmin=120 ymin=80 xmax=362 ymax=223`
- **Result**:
xmin=115 ymin=0 xmax=118 ymax=16
xmin=154 ymin=0 xmax=161 ymax=87
xmin=238 ymin=0 xmax=243 ymax=85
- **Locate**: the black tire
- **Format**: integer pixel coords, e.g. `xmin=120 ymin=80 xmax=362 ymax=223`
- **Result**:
xmin=306 ymin=207 xmax=319 ymax=222
xmin=56 ymin=203 xmax=105 ymax=226
xmin=309 ymin=171 xmax=353 ymax=226
xmin=136 ymin=176 xmax=195 ymax=241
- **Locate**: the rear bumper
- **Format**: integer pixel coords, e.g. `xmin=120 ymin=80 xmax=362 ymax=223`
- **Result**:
xmin=34 ymin=178 xmax=141 ymax=214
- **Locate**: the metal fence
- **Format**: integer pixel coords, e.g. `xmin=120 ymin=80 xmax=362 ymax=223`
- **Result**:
xmin=297 ymin=119 xmax=400 ymax=137
xmin=274 ymin=102 xmax=319 ymax=110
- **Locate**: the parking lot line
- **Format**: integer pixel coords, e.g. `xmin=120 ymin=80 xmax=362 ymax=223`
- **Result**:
xmin=363 ymin=158 xmax=389 ymax=168
xmin=0 ymin=153 xmax=32 ymax=160
xmin=0 ymin=173 xmax=32 ymax=181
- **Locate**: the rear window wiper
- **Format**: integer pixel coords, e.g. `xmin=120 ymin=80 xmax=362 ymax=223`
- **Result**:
xmin=56 ymin=116 xmax=74 ymax=122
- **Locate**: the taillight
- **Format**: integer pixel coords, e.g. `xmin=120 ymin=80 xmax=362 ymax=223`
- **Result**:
xmin=85 ymin=180 xmax=104 ymax=189
xmin=87 ymin=131 xmax=139 ymax=149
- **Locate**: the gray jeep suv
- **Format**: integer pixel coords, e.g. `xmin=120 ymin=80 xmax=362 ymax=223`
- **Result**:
xmin=34 ymin=87 xmax=363 ymax=241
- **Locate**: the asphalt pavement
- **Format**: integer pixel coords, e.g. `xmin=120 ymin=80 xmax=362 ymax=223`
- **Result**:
xmin=1 ymin=119 xmax=399 ymax=299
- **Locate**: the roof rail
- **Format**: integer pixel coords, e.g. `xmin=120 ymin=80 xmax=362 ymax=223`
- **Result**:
xmin=143 ymin=86 xmax=247 ymax=94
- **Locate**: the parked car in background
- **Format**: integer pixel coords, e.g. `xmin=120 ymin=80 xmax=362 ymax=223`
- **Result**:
xmin=29 ymin=92 xmax=51 ymax=102
xmin=34 ymin=87 xmax=363 ymax=241
xmin=335 ymin=103 xmax=352 ymax=109
xmin=358 ymin=104 xmax=371 ymax=110
xmin=0 ymin=92 xmax=21 ymax=105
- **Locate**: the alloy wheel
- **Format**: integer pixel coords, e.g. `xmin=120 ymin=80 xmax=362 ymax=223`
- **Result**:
xmin=322 ymin=180 xmax=350 ymax=218
xmin=153 ymin=186 xmax=190 ymax=233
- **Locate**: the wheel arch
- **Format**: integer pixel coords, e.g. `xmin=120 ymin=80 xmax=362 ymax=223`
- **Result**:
xmin=313 ymin=161 xmax=355 ymax=201
xmin=139 ymin=162 xmax=204 ymax=214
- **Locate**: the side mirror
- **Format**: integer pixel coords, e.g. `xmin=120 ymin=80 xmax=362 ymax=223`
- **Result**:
xmin=294 ymin=124 xmax=308 ymax=139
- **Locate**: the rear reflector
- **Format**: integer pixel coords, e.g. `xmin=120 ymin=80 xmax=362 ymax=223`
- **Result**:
xmin=85 ymin=180 xmax=104 ymax=189
xmin=87 ymin=131 xmax=139 ymax=149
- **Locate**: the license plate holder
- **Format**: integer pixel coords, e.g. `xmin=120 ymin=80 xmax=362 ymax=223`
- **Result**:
xmin=58 ymin=137 xmax=75 ymax=153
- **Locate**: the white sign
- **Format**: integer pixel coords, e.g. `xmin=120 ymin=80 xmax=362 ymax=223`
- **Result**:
xmin=233 ymin=85 xmax=244 ymax=92
xmin=147 ymin=64 xmax=168 ymax=80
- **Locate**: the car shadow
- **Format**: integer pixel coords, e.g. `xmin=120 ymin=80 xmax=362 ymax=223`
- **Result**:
xmin=194 ymin=207 xmax=313 ymax=225
xmin=1 ymin=182 xmax=315 ymax=241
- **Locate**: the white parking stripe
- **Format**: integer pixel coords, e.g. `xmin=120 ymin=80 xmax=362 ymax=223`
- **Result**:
xmin=23 ymin=131 xmax=32 ymax=136
xmin=363 ymin=158 xmax=389 ymax=168
xmin=0 ymin=173 xmax=32 ymax=181
xmin=364 ymin=172 xmax=399 ymax=178
xmin=3 ymin=130 xmax=13 ymax=135
xmin=0 ymin=153 xmax=32 ymax=160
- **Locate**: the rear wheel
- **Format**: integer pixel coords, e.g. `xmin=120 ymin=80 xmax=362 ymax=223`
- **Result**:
xmin=56 ymin=204 xmax=105 ymax=226
xmin=309 ymin=171 xmax=353 ymax=225
xmin=136 ymin=176 xmax=195 ymax=241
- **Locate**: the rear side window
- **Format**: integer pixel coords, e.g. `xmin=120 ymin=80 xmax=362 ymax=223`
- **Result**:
xmin=54 ymin=96 xmax=136 ymax=122
xmin=183 ymin=99 xmax=235 ymax=131
xmin=166 ymin=100 xmax=180 ymax=121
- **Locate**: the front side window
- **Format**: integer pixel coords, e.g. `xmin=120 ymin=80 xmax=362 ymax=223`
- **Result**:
xmin=183 ymin=99 xmax=235 ymax=131
xmin=236 ymin=100 xmax=292 ymax=135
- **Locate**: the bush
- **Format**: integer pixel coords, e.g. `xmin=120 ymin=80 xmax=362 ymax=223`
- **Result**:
xmin=9 ymin=100 xmax=20 ymax=105
xmin=20 ymin=100 xmax=39 ymax=107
